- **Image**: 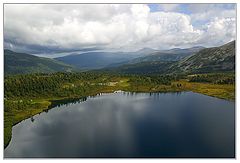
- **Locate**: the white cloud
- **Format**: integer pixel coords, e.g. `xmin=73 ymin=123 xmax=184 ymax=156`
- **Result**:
xmin=158 ymin=4 xmax=180 ymax=12
xmin=197 ymin=17 xmax=236 ymax=46
xmin=4 ymin=4 xmax=236 ymax=54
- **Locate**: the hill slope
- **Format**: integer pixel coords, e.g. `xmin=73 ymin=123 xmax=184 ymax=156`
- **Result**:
xmin=4 ymin=50 xmax=75 ymax=75
xmin=106 ymin=41 xmax=235 ymax=74
xmin=128 ymin=46 xmax=204 ymax=63
xmin=105 ymin=61 xmax=175 ymax=74
xmin=170 ymin=41 xmax=235 ymax=73
xmin=55 ymin=50 xmax=152 ymax=70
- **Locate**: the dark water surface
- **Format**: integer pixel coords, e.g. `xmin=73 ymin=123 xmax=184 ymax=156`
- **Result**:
xmin=4 ymin=92 xmax=235 ymax=158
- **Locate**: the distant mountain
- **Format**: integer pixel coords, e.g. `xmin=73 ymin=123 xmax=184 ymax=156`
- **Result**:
xmin=5 ymin=41 xmax=234 ymax=75
xmin=128 ymin=46 xmax=204 ymax=64
xmin=105 ymin=61 xmax=175 ymax=74
xmin=4 ymin=50 xmax=75 ymax=75
xmin=135 ymin=48 xmax=159 ymax=55
xmin=160 ymin=46 xmax=205 ymax=54
xmin=56 ymin=46 xmax=202 ymax=70
xmin=105 ymin=41 xmax=235 ymax=74
xmin=170 ymin=41 xmax=235 ymax=73
xmin=55 ymin=49 xmax=156 ymax=70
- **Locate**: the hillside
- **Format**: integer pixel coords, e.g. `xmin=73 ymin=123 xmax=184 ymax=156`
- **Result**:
xmin=106 ymin=41 xmax=235 ymax=74
xmin=56 ymin=52 xmax=133 ymax=70
xmin=5 ymin=41 xmax=235 ymax=75
xmin=4 ymin=50 xmax=75 ymax=75
xmin=105 ymin=61 xmax=175 ymax=74
xmin=128 ymin=46 xmax=204 ymax=64
xmin=170 ymin=41 xmax=235 ymax=73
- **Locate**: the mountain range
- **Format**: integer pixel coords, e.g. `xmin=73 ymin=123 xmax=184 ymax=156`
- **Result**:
xmin=55 ymin=48 xmax=158 ymax=70
xmin=4 ymin=50 xmax=75 ymax=75
xmin=104 ymin=41 xmax=235 ymax=74
xmin=4 ymin=40 xmax=235 ymax=75
xmin=170 ymin=41 xmax=235 ymax=73
xmin=56 ymin=52 xmax=138 ymax=70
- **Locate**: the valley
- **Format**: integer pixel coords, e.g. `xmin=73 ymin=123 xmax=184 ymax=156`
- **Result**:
xmin=4 ymin=40 xmax=236 ymax=150
xmin=3 ymin=3 xmax=237 ymax=158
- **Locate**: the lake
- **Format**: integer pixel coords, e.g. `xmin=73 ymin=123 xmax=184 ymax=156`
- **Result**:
xmin=4 ymin=91 xmax=235 ymax=158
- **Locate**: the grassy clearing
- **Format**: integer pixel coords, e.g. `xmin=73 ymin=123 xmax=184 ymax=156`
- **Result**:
xmin=172 ymin=80 xmax=235 ymax=101
xmin=4 ymin=100 xmax=51 ymax=148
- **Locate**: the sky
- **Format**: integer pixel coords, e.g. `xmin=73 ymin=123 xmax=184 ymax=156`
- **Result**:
xmin=4 ymin=4 xmax=236 ymax=57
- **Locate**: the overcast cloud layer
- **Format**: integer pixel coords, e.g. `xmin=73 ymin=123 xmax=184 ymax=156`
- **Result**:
xmin=4 ymin=4 xmax=236 ymax=55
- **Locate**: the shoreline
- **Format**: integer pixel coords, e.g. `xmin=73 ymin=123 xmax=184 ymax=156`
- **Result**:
xmin=4 ymin=81 xmax=235 ymax=148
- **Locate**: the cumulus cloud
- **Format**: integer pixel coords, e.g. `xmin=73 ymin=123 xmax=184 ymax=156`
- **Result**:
xmin=197 ymin=17 xmax=236 ymax=46
xmin=4 ymin=4 xmax=236 ymax=54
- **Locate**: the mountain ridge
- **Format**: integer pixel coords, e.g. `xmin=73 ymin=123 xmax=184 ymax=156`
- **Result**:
xmin=106 ymin=41 xmax=235 ymax=74
xmin=4 ymin=41 xmax=235 ymax=75
xmin=169 ymin=40 xmax=235 ymax=73
xmin=4 ymin=49 xmax=76 ymax=75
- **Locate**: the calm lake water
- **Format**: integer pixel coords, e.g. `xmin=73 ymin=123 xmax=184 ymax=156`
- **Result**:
xmin=4 ymin=91 xmax=235 ymax=158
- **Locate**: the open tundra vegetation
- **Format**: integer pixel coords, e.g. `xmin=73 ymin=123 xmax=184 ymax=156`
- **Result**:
xmin=4 ymin=40 xmax=235 ymax=149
